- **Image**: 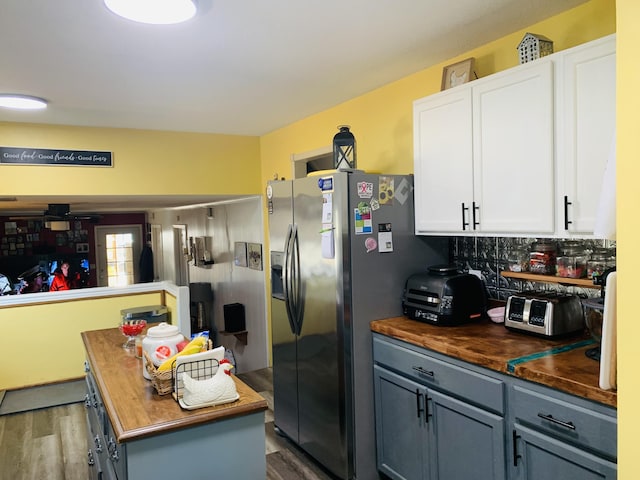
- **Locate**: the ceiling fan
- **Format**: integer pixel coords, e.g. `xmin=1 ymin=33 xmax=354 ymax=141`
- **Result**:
xmin=9 ymin=203 xmax=101 ymax=223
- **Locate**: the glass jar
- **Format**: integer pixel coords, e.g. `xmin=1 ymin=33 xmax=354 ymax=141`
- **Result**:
xmin=529 ymin=241 xmax=557 ymax=275
xmin=507 ymin=245 xmax=529 ymax=272
xmin=587 ymin=247 xmax=616 ymax=280
xmin=556 ymin=240 xmax=588 ymax=278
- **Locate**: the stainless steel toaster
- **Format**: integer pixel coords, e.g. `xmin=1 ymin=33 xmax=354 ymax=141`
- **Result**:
xmin=504 ymin=291 xmax=584 ymax=337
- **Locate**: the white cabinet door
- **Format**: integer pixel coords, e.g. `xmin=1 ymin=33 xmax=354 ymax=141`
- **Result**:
xmin=413 ymin=88 xmax=473 ymax=234
xmin=472 ymin=60 xmax=555 ymax=234
xmin=557 ymin=35 xmax=616 ymax=235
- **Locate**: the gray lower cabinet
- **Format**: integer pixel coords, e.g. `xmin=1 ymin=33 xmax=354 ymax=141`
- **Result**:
xmin=373 ymin=335 xmax=506 ymax=480
xmin=84 ymin=363 xmax=120 ymax=480
xmin=372 ymin=333 xmax=618 ymax=480
xmin=509 ymin=382 xmax=617 ymax=479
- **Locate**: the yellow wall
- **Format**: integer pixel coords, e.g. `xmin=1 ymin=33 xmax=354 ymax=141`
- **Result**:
xmin=0 ymin=122 xmax=262 ymax=196
xmin=259 ymin=0 xmax=615 ymax=184
xmin=0 ymin=292 xmax=162 ymax=390
xmin=615 ymin=1 xmax=637 ymax=478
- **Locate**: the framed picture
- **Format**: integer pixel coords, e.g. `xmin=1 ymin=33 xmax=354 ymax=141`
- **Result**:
xmin=441 ymin=57 xmax=475 ymax=90
xmin=76 ymin=242 xmax=90 ymax=253
xmin=248 ymin=243 xmax=263 ymax=271
xmin=234 ymin=242 xmax=247 ymax=267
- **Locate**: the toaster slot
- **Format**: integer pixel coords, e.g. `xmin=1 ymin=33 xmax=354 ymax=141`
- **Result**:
xmin=506 ymin=296 xmax=526 ymax=322
xmin=528 ymin=300 xmax=550 ymax=327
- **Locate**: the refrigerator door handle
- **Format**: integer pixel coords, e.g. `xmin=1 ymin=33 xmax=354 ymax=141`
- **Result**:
xmin=291 ymin=225 xmax=303 ymax=335
xmin=283 ymin=224 xmax=297 ymax=335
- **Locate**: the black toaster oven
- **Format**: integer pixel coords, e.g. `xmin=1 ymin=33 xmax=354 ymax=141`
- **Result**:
xmin=402 ymin=265 xmax=487 ymax=326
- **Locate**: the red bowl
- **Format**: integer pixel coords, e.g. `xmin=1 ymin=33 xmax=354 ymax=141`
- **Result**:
xmin=119 ymin=319 xmax=146 ymax=337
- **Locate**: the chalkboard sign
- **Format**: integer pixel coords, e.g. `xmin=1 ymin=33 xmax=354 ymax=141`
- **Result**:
xmin=0 ymin=146 xmax=112 ymax=167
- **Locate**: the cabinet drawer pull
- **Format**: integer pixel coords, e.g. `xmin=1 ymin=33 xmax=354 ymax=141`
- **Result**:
xmin=108 ymin=437 xmax=120 ymax=462
xmin=84 ymin=393 xmax=91 ymax=408
xmin=412 ymin=366 xmax=434 ymax=377
xmin=537 ymin=412 xmax=576 ymax=430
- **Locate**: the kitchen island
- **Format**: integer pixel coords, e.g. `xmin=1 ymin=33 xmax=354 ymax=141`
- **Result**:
xmin=82 ymin=327 xmax=268 ymax=480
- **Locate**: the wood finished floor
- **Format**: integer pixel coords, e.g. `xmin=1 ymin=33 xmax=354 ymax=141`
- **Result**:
xmin=0 ymin=368 xmax=337 ymax=480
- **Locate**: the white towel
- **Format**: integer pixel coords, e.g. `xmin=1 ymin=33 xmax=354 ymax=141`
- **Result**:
xmin=593 ymin=131 xmax=616 ymax=240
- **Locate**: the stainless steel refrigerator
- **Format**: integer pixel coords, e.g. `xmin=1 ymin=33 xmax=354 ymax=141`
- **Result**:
xmin=267 ymin=171 xmax=447 ymax=480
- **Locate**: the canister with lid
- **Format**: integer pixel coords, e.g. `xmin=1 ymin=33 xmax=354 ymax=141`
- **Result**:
xmin=587 ymin=247 xmax=616 ymax=279
xmin=529 ymin=241 xmax=557 ymax=275
xmin=556 ymin=240 xmax=589 ymax=278
xmin=141 ymin=322 xmax=184 ymax=379
xmin=507 ymin=245 xmax=529 ymax=272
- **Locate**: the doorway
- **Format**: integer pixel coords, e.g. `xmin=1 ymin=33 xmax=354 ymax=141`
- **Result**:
xmin=95 ymin=225 xmax=143 ymax=287
xmin=172 ymin=225 xmax=189 ymax=286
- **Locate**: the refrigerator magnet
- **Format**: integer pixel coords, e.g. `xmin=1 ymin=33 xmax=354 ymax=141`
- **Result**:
xmin=365 ymin=237 xmax=377 ymax=253
xmin=395 ymin=177 xmax=412 ymax=206
xmin=321 ymin=223 xmax=335 ymax=259
xmin=378 ymin=223 xmax=393 ymax=252
xmin=354 ymin=206 xmax=373 ymax=235
xmin=322 ymin=193 xmax=333 ymax=223
xmin=357 ymin=181 xmax=374 ymax=199
xmin=379 ymin=176 xmax=395 ymax=205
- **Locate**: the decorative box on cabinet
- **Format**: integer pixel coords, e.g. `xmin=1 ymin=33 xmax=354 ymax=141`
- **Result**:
xmin=373 ymin=334 xmax=506 ymax=480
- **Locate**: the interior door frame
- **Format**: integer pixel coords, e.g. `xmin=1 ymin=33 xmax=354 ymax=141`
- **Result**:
xmin=94 ymin=224 xmax=143 ymax=287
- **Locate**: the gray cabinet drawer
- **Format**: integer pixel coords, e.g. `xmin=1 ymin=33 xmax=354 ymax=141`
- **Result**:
xmin=373 ymin=336 xmax=505 ymax=414
xmin=512 ymin=384 xmax=617 ymax=460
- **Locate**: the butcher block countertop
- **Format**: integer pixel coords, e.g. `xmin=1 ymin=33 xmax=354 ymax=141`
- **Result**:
xmin=371 ymin=317 xmax=617 ymax=408
xmin=81 ymin=327 xmax=268 ymax=443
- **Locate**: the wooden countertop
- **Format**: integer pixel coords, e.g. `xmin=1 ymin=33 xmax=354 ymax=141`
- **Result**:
xmin=82 ymin=327 xmax=268 ymax=443
xmin=370 ymin=317 xmax=617 ymax=408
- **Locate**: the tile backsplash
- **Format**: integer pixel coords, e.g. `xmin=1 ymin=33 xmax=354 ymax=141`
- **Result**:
xmin=451 ymin=237 xmax=616 ymax=301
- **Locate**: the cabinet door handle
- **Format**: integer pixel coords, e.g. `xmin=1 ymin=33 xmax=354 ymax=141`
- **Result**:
xmin=512 ymin=429 xmax=521 ymax=466
xmin=84 ymin=393 xmax=91 ymax=408
xmin=537 ymin=412 xmax=576 ymax=430
xmin=412 ymin=366 xmax=434 ymax=377
xmin=88 ymin=449 xmax=95 ymax=467
xmin=564 ymin=196 xmax=573 ymax=230
xmin=425 ymin=395 xmax=432 ymax=423
xmin=461 ymin=203 xmax=469 ymax=230
xmin=415 ymin=389 xmax=424 ymax=419
xmin=472 ymin=202 xmax=480 ymax=230
xmin=108 ymin=437 xmax=120 ymax=462
xmin=94 ymin=435 xmax=103 ymax=453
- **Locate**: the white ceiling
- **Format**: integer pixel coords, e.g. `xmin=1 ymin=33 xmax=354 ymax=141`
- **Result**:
xmin=0 ymin=0 xmax=588 ymax=214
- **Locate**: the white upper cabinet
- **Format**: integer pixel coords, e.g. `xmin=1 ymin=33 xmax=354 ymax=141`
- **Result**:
xmin=414 ymin=88 xmax=473 ymax=233
xmin=413 ymin=34 xmax=616 ymax=238
xmin=414 ymin=60 xmax=554 ymax=236
xmin=472 ymin=60 xmax=554 ymax=234
xmin=556 ymin=35 xmax=616 ymax=235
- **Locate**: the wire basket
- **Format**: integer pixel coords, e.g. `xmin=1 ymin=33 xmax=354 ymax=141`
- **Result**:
xmin=143 ymin=339 xmax=212 ymax=396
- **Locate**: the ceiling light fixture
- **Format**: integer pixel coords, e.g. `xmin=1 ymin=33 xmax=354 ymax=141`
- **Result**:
xmin=0 ymin=94 xmax=47 ymax=110
xmin=104 ymin=0 xmax=197 ymax=25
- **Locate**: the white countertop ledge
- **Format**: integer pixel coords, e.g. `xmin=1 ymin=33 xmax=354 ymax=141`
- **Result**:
xmin=0 ymin=281 xmax=183 ymax=307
